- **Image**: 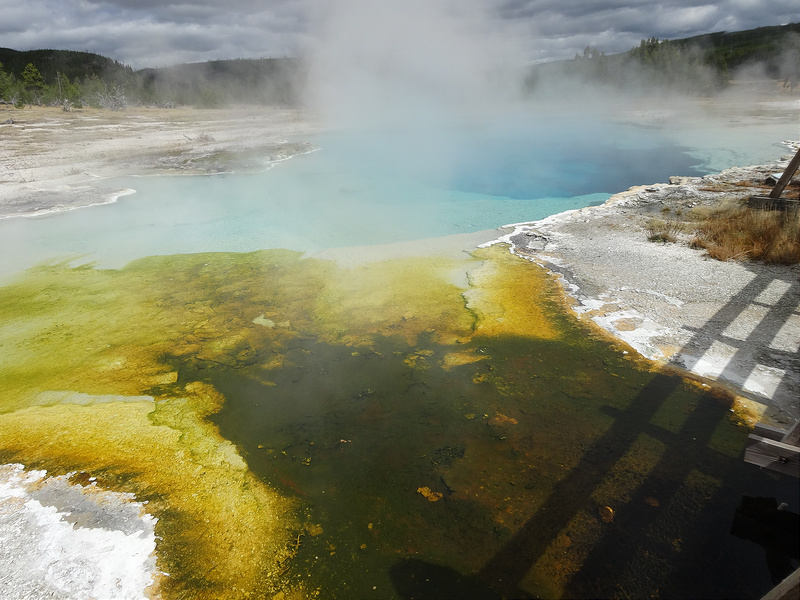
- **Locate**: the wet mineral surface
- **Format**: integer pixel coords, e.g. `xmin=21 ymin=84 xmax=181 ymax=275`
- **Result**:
xmin=0 ymin=245 xmax=796 ymax=599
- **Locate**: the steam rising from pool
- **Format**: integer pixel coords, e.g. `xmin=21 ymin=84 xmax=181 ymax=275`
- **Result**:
xmin=1 ymin=0 xmax=796 ymax=278
xmin=1 ymin=5 xmax=798 ymax=596
xmin=1 ymin=0 xmax=794 ymax=277
xmin=305 ymin=0 xmax=520 ymax=132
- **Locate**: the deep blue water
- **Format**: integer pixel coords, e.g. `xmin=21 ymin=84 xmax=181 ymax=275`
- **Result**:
xmin=331 ymin=116 xmax=703 ymax=199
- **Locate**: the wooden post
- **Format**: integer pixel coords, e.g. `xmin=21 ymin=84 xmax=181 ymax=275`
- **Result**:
xmin=781 ymin=419 xmax=800 ymax=445
xmin=761 ymin=566 xmax=800 ymax=600
xmin=769 ymin=147 xmax=800 ymax=199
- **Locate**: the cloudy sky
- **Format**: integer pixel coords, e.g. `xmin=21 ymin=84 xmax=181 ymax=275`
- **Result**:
xmin=1 ymin=0 xmax=797 ymax=69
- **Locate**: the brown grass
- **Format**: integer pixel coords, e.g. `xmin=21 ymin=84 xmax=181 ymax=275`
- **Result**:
xmin=689 ymin=204 xmax=799 ymax=264
xmin=645 ymin=217 xmax=685 ymax=243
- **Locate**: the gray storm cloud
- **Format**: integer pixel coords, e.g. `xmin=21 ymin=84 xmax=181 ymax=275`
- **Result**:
xmin=0 ymin=0 xmax=310 ymax=68
xmin=0 ymin=0 xmax=796 ymax=68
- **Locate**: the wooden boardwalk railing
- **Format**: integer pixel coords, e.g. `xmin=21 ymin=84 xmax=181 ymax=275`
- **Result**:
xmin=745 ymin=420 xmax=800 ymax=478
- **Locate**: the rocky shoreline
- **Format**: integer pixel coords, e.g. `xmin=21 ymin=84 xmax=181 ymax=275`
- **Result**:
xmin=488 ymin=154 xmax=799 ymax=426
xmin=0 ymin=463 xmax=160 ymax=599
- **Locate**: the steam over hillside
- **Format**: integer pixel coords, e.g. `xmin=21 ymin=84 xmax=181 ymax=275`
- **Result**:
xmin=1 ymin=22 xmax=798 ymax=110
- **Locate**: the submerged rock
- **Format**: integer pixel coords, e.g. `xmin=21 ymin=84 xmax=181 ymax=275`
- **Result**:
xmin=598 ymin=505 xmax=615 ymax=523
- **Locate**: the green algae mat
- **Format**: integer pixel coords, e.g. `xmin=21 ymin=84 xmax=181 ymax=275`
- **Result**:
xmin=0 ymin=245 xmax=793 ymax=599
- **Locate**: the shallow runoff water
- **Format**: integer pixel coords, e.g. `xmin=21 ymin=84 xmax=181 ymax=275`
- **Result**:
xmin=0 ymin=111 xmax=797 ymax=600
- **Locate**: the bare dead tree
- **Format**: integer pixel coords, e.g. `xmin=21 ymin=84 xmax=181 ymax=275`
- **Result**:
xmin=96 ymin=84 xmax=127 ymax=111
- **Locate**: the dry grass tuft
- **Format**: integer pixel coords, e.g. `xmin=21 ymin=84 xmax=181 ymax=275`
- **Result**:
xmin=689 ymin=203 xmax=799 ymax=264
xmin=645 ymin=218 xmax=685 ymax=243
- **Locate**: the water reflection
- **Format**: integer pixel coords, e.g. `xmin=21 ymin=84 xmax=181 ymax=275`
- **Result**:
xmin=205 ymin=339 xmax=797 ymax=599
xmin=731 ymin=497 xmax=800 ymax=585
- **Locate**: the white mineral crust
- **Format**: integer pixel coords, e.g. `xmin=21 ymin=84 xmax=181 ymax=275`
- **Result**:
xmin=0 ymin=464 xmax=160 ymax=600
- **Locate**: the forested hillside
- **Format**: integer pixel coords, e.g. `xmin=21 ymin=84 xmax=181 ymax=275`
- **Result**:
xmin=0 ymin=49 xmax=305 ymax=109
xmin=0 ymin=48 xmax=132 ymax=83
xmin=1 ymin=22 xmax=798 ymax=110
xmin=670 ymin=24 xmax=800 ymax=73
xmin=525 ymin=23 xmax=800 ymax=95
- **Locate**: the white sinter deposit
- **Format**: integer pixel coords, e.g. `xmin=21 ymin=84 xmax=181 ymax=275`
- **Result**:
xmin=0 ymin=464 xmax=160 ymax=600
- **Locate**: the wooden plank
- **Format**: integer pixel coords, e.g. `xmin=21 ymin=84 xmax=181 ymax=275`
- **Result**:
xmin=753 ymin=422 xmax=790 ymax=442
xmin=744 ymin=435 xmax=800 ymax=477
xmin=769 ymin=147 xmax=800 ymax=199
xmin=781 ymin=420 xmax=800 ymax=445
xmin=761 ymin=566 xmax=800 ymax=600
xmin=747 ymin=196 xmax=800 ymax=211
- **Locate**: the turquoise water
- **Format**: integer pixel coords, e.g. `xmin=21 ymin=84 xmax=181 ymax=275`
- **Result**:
xmin=0 ymin=113 xmax=790 ymax=279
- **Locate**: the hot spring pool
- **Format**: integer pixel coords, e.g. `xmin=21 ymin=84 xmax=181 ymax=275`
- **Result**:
xmin=0 ymin=112 xmax=790 ymax=276
xmin=0 ymin=112 xmax=797 ymax=599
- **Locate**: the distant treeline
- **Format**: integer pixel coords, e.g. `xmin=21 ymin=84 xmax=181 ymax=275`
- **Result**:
xmin=525 ymin=23 xmax=800 ymax=95
xmin=0 ymin=48 xmax=306 ymax=109
xmin=135 ymin=59 xmax=306 ymax=107
xmin=1 ymin=23 xmax=798 ymax=109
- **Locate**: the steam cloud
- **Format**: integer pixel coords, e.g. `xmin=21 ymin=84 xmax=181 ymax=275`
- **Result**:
xmin=298 ymin=1 xmax=798 ymax=198
xmin=304 ymin=0 xmax=524 ymax=131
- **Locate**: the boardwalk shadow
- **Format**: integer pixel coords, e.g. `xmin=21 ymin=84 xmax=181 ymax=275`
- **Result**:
xmin=391 ymin=264 xmax=799 ymax=599
xmin=669 ymin=264 xmax=799 ymax=425
xmin=390 ymin=558 xmax=506 ymax=600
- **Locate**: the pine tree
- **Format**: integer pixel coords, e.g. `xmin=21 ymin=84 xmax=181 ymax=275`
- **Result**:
xmin=22 ymin=63 xmax=44 ymax=92
xmin=0 ymin=61 xmax=17 ymax=100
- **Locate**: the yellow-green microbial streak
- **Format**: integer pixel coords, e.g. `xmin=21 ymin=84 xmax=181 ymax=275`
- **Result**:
xmin=0 ymin=245 xmax=778 ymax=600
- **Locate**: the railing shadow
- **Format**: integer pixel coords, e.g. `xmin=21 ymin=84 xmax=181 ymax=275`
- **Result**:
xmin=672 ymin=263 xmax=799 ymax=425
xmin=391 ymin=263 xmax=799 ymax=599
